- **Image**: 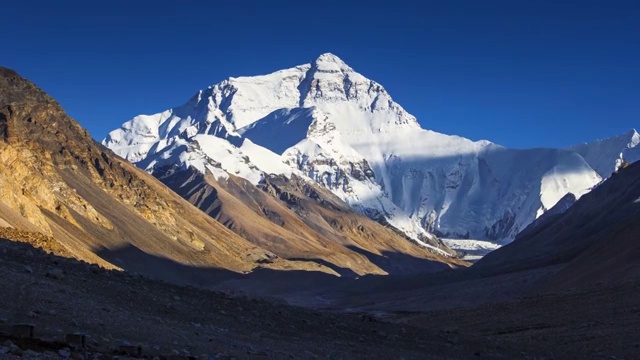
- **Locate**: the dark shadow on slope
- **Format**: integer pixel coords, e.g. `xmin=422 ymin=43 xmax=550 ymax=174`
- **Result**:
xmin=281 ymin=139 xmax=599 ymax=240
xmin=344 ymin=245 xmax=451 ymax=275
xmin=93 ymin=243 xmax=352 ymax=302
xmin=94 ymin=243 xmax=242 ymax=286
xmin=473 ymin=161 xmax=640 ymax=279
xmin=236 ymin=108 xmax=315 ymax=154
xmin=0 ymin=236 xmax=556 ymax=313
xmin=92 ymin=242 xmax=480 ymax=309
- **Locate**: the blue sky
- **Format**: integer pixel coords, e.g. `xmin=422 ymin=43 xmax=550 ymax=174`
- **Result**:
xmin=2 ymin=0 xmax=638 ymax=148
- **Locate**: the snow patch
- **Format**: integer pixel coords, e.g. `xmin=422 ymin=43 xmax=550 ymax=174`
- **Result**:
xmin=441 ymin=239 xmax=502 ymax=262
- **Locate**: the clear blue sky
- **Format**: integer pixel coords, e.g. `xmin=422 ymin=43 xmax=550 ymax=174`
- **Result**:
xmin=2 ymin=0 xmax=638 ymax=148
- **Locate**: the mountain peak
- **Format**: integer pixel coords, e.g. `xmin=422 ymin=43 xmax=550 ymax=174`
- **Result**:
xmin=0 ymin=66 xmax=51 ymax=107
xmin=312 ymin=53 xmax=351 ymax=72
xmin=618 ymin=128 xmax=639 ymax=147
xmin=0 ymin=66 xmax=90 ymax=150
xmin=315 ymin=52 xmax=346 ymax=63
xmin=629 ymin=128 xmax=639 ymax=147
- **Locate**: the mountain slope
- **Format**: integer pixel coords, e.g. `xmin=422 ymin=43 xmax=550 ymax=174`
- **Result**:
xmin=156 ymin=168 xmax=463 ymax=276
xmin=0 ymin=66 xmax=338 ymax=280
xmin=0 ymin=66 xmax=463 ymax=279
xmin=105 ymin=53 xmax=602 ymax=242
xmin=568 ymin=128 xmax=640 ymax=178
xmin=474 ymin=160 xmax=640 ymax=290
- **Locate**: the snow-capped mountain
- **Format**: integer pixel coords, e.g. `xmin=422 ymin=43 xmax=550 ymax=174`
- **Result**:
xmin=104 ymin=53 xmax=611 ymax=244
xmin=568 ymin=129 xmax=640 ymax=179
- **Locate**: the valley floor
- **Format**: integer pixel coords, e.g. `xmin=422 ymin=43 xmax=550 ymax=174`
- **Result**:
xmin=0 ymin=238 xmax=638 ymax=359
xmin=0 ymin=239 xmax=532 ymax=359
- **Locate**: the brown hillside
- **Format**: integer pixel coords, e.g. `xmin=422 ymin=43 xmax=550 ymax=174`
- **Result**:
xmin=0 ymin=66 xmax=331 ymax=279
xmin=158 ymin=169 xmax=465 ymax=276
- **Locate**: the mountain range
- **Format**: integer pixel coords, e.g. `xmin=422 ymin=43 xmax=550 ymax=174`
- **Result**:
xmin=0 ymin=66 xmax=460 ymax=281
xmin=1 ymin=57 xmax=639 ymax=359
xmin=104 ymin=53 xmax=639 ymax=249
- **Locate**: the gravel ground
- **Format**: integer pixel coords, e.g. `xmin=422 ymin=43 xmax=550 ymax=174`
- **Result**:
xmin=2 ymin=237 xmax=637 ymax=359
xmin=0 ymin=239 xmax=548 ymax=359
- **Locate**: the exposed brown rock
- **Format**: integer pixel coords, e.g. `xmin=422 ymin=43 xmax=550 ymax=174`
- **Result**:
xmin=158 ymin=168 xmax=467 ymax=276
xmin=0 ymin=66 xmax=329 ymax=279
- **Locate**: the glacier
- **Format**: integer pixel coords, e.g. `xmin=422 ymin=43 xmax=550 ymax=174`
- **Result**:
xmin=103 ymin=53 xmax=635 ymax=245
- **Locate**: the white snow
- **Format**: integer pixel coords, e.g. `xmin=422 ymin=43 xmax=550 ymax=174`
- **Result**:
xmin=568 ymin=129 xmax=640 ymax=178
xmin=441 ymin=239 xmax=502 ymax=261
xmin=103 ymin=52 xmax=629 ymax=244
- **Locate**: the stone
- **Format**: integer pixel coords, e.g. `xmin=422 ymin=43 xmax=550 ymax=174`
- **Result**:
xmin=46 ymin=267 xmax=64 ymax=280
xmin=58 ymin=348 xmax=71 ymax=357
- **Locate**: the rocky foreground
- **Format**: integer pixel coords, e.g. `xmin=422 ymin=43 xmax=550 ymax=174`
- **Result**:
xmin=2 ymin=237 xmax=639 ymax=359
xmin=0 ymin=236 xmax=558 ymax=360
